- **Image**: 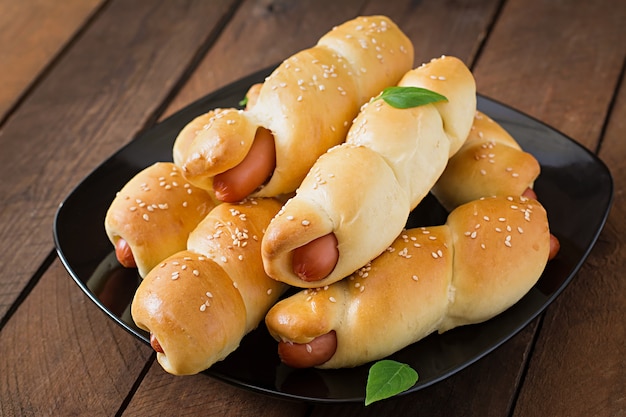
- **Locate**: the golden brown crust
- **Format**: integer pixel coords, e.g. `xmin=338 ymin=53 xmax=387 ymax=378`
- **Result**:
xmin=104 ymin=162 xmax=216 ymax=277
xmin=262 ymin=144 xmax=410 ymax=288
xmin=262 ymin=55 xmax=476 ymax=288
xmin=432 ymin=111 xmax=541 ymax=211
xmin=174 ymin=16 xmax=414 ymax=197
xmin=174 ymin=108 xmax=260 ymax=192
xmin=440 ymin=195 xmax=550 ymax=330
xmin=131 ymin=197 xmax=288 ymax=375
xmin=187 ymin=198 xmax=287 ymax=331
xmin=131 ymin=251 xmax=247 ymax=375
xmin=265 ymin=196 xmax=551 ymax=369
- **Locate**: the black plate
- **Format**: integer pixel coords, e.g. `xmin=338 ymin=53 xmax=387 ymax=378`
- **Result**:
xmin=54 ymin=66 xmax=613 ymax=403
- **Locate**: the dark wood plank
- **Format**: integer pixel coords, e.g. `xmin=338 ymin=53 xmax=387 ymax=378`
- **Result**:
xmin=162 ymin=0 xmax=368 ymax=118
xmin=124 ymin=364 xmax=309 ymax=416
xmin=0 ymin=0 xmax=237 ymax=319
xmin=0 ymin=0 xmax=104 ymax=121
xmin=163 ymin=0 xmax=503 ymax=119
xmin=0 ymin=260 xmax=153 ymax=416
xmin=473 ymin=0 xmax=626 ymax=148
xmin=512 ymin=55 xmax=626 ymax=417
xmin=470 ymin=0 xmax=626 ymax=415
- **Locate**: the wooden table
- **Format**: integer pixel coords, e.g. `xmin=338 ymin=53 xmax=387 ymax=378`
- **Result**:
xmin=1 ymin=1 xmax=624 ymax=415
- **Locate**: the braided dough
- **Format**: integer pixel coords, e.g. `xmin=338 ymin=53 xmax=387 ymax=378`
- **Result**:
xmin=131 ymin=198 xmax=287 ymax=375
xmin=432 ymin=110 xmax=541 ymax=210
xmin=262 ymin=55 xmax=476 ymax=288
xmin=173 ymin=15 xmax=414 ymax=197
xmin=104 ymin=162 xmax=216 ymax=277
xmin=265 ymin=195 xmax=551 ymax=368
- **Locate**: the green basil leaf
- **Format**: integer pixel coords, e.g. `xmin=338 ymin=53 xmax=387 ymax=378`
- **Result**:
xmin=377 ymin=86 xmax=448 ymax=109
xmin=365 ymin=360 xmax=419 ymax=406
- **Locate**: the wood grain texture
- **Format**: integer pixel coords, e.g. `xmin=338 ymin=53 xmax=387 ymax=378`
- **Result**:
xmin=471 ymin=0 xmax=626 ymax=415
xmin=0 ymin=0 xmax=104 ymax=121
xmin=473 ymin=0 xmax=626 ymax=148
xmin=161 ymin=0 xmax=369 ymax=118
xmin=0 ymin=0 xmax=236 ymax=320
xmin=162 ymin=0 xmax=504 ymax=119
xmin=0 ymin=260 xmax=153 ymax=416
xmin=124 ymin=364 xmax=309 ymax=416
xmin=1 ymin=0 xmax=624 ymax=415
xmin=512 ymin=58 xmax=626 ymax=417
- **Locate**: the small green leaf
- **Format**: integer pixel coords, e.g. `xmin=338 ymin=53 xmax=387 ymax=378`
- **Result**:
xmin=238 ymin=96 xmax=249 ymax=107
xmin=377 ymin=86 xmax=448 ymax=109
xmin=365 ymin=360 xmax=419 ymax=406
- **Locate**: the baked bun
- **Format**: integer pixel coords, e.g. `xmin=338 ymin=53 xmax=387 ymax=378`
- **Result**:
xmin=265 ymin=195 xmax=551 ymax=368
xmin=174 ymin=15 xmax=414 ymax=199
xmin=131 ymin=198 xmax=287 ymax=375
xmin=432 ymin=111 xmax=541 ymax=211
xmin=262 ymin=56 xmax=476 ymax=288
xmin=104 ymin=162 xmax=216 ymax=277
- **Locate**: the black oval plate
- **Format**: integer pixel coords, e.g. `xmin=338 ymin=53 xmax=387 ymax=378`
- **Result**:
xmin=53 ymin=66 xmax=613 ymax=403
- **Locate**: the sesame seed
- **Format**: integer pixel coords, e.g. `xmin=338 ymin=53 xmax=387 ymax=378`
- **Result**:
xmin=301 ymin=220 xmax=310 ymax=226
xmin=200 ymin=304 xmax=207 ymax=312
xmin=306 ymin=344 xmax=313 ymax=353
xmin=412 ymin=275 xmax=419 ymax=281
xmin=267 ymin=289 xmax=273 ymax=295
xmin=329 ymin=296 xmax=337 ymax=303
xmin=142 ymin=213 xmax=149 ymax=221
xmin=192 ymin=270 xmax=200 ymax=276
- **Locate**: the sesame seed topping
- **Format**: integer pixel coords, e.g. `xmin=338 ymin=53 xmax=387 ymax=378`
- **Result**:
xmin=329 ymin=296 xmax=337 ymax=303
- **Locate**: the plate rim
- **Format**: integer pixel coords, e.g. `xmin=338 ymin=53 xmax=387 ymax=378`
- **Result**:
xmin=53 ymin=65 xmax=614 ymax=403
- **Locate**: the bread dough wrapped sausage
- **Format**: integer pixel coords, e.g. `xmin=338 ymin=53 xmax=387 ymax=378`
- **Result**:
xmin=104 ymin=162 xmax=217 ymax=277
xmin=265 ymin=195 xmax=551 ymax=369
xmin=432 ymin=110 xmax=541 ymax=211
xmin=131 ymin=198 xmax=287 ymax=375
xmin=173 ymin=15 xmax=414 ymax=202
xmin=262 ymin=55 xmax=476 ymax=288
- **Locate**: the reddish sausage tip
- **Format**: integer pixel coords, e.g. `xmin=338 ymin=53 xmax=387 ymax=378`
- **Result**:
xmin=213 ymin=127 xmax=276 ymax=202
xmin=277 ymin=331 xmax=337 ymax=368
xmin=115 ymin=238 xmax=137 ymax=268
xmin=522 ymin=187 xmax=538 ymax=200
xmin=549 ymin=234 xmax=560 ymax=260
xmin=150 ymin=333 xmax=164 ymax=353
xmin=292 ymin=233 xmax=339 ymax=282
